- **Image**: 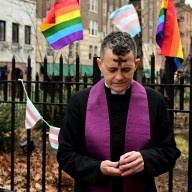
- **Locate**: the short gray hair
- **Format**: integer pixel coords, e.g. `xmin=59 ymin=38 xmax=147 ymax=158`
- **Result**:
xmin=100 ymin=31 xmax=137 ymax=61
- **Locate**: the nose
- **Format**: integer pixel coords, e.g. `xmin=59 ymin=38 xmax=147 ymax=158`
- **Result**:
xmin=115 ymin=70 xmax=124 ymax=80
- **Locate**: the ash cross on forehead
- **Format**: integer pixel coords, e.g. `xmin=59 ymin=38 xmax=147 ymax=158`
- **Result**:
xmin=113 ymin=57 xmax=127 ymax=66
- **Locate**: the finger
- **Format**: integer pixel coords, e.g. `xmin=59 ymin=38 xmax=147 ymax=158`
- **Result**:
xmin=121 ymin=164 xmax=143 ymax=176
xmin=109 ymin=167 xmax=122 ymax=176
xmin=120 ymin=151 xmax=135 ymax=161
xmin=119 ymin=151 xmax=138 ymax=165
xmin=136 ymin=166 xmax=144 ymax=173
xmin=100 ymin=160 xmax=121 ymax=176
xmin=120 ymin=159 xmax=144 ymax=176
xmin=119 ymin=156 xmax=144 ymax=173
xmin=119 ymin=158 xmax=139 ymax=171
xmin=103 ymin=165 xmax=122 ymax=176
xmin=109 ymin=161 xmax=119 ymax=168
xmin=107 ymin=162 xmax=122 ymax=176
xmin=102 ymin=160 xmax=119 ymax=168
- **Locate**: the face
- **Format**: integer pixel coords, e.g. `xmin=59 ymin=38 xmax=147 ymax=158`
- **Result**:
xmin=97 ymin=49 xmax=140 ymax=93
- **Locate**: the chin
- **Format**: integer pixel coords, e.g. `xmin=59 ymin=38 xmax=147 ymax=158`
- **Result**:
xmin=112 ymin=88 xmax=126 ymax=92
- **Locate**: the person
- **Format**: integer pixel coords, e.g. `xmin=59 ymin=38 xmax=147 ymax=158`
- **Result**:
xmin=57 ymin=31 xmax=181 ymax=192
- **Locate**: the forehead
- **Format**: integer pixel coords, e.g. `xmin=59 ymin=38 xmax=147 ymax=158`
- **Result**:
xmin=103 ymin=48 xmax=135 ymax=66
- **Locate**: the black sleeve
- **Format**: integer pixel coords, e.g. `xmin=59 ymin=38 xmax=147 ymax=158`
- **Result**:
xmin=140 ymin=88 xmax=181 ymax=177
xmin=57 ymin=89 xmax=109 ymax=186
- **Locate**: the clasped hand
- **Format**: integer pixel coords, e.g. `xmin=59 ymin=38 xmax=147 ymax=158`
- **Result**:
xmin=100 ymin=151 xmax=144 ymax=177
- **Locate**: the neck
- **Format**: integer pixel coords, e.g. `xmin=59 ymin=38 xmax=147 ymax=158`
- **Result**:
xmin=105 ymin=82 xmax=129 ymax=95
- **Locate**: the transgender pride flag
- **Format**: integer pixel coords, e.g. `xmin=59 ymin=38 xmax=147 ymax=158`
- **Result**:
xmin=25 ymin=97 xmax=43 ymax=129
xmin=110 ymin=4 xmax=141 ymax=37
xmin=19 ymin=79 xmax=60 ymax=150
xmin=49 ymin=126 xmax=60 ymax=149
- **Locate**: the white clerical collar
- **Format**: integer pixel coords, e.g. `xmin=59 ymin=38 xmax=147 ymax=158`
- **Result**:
xmin=105 ymin=82 xmax=130 ymax=95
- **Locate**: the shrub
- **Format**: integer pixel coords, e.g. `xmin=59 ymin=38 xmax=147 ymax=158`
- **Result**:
xmin=0 ymin=97 xmax=25 ymax=151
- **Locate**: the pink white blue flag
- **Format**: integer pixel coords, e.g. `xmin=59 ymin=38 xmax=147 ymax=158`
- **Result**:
xmin=19 ymin=79 xmax=60 ymax=149
xmin=25 ymin=97 xmax=43 ymax=129
xmin=49 ymin=126 xmax=60 ymax=149
xmin=110 ymin=4 xmax=141 ymax=37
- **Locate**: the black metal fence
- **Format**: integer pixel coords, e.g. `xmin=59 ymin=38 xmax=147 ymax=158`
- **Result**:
xmin=0 ymin=54 xmax=192 ymax=192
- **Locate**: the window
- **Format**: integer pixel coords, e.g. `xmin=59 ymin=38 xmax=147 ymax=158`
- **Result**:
xmin=25 ymin=25 xmax=31 ymax=45
xmin=69 ymin=43 xmax=74 ymax=57
xmin=89 ymin=45 xmax=93 ymax=60
xmin=121 ymin=0 xmax=126 ymax=5
xmin=102 ymin=25 xmax=107 ymax=38
xmin=0 ymin=20 xmax=6 ymax=41
xmin=89 ymin=0 xmax=98 ymax=12
xmin=89 ymin=20 xmax=98 ymax=36
xmin=109 ymin=5 xmax=113 ymax=16
xmin=76 ymin=43 xmax=79 ymax=55
xmin=0 ymin=66 xmax=7 ymax=81
xmin=94 ymin=46 xmax=98 ymax=57
xmin=12 ymin=23 xmax=19 ymax=43
xmin=103 ymin=0 xmax=107 ymax=16
xmin=47 ymin=42 xmax=53 ymax=56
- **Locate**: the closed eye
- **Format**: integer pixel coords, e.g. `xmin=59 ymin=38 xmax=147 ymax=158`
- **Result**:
xmin=107 ymin=68 xmax=118 ymax=73
xmin=121 ymin=68 xmax=132 ymax=73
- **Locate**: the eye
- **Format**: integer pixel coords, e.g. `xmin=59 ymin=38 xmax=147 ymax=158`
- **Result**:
xmin=122 ymin=68 xmax=131 ymax=73
xmin=108 ymin=68 xmax=117 ymax=73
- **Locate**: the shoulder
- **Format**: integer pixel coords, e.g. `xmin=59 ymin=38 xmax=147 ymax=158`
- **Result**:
xmin=69 ymin=87 xmax=91 ymax=107
xmin=72 ymin=87 xmax=91 ymax=99
xmin=145 ymin=86 xmax=163 ymax=97
xmin=144 ymin=86 xmax=167 ymax=107
xmin=133 ymin=81 xmax=164 ymax=100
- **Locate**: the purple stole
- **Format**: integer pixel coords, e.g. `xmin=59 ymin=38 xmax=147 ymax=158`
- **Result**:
xmin=85 ymin=79 xmax=151 ymax=192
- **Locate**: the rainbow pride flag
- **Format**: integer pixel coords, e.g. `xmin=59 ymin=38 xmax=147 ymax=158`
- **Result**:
xmin=156 ymin=0 xmax=183 ymax=70
xmin=40 ymin=0 xmax=83 ymax=50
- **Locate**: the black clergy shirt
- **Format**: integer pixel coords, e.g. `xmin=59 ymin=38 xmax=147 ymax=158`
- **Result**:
xmin=57 ymin=83 xmax=181 ymax=192
xmin=105 ymin=86 xmax=131 ymax=192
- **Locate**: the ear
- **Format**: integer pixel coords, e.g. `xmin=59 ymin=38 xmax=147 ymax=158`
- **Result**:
xmin=135 ymin=58 xmax=140 ymax=69
xmin=97 ymin=58 xmax=103 ymax=72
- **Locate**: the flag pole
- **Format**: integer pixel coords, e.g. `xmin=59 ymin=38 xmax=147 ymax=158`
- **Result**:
xmin=188 ymin=54 xmax=192 ymax=192
xmin=165 ymin=58 xmax=174 ymax=192
xmin=42 ymin=118 xmax=51 ymax=127
xmin=18 ymin=79 xmax=28 ymax=98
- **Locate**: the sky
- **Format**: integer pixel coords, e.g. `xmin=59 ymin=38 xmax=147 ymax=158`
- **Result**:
xmin=185 ymin=0 xmax=192 ymax=6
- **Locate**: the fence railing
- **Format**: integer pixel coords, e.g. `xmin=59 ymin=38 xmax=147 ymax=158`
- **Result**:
xmin=0 ymin=54 xmax=192 ymax=192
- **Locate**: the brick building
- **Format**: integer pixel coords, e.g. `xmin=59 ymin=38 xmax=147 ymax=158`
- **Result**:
xmin=36 ymin=0 xmax=129 ymax=77
xmin=0 ymin=0 xmax=36 ymax=81
xmin=1 ymin=0 xmax=191 ymax=80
